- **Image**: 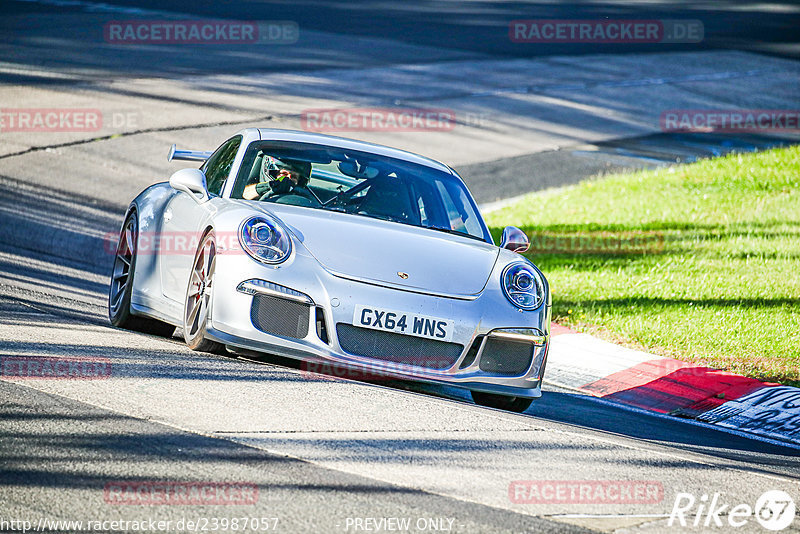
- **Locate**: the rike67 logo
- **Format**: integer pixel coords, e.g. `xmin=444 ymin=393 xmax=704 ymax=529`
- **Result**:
xmin=669 ymin=490 xmax=795 ymax=531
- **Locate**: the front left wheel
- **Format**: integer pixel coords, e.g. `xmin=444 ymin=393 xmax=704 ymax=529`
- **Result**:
xmin=471 ymin=391 xmax=533 ymax=413
xmin=183 ymin=230 xmax=225 ymax=353
xmin=108 ymin=212 xmax=176 ymax=337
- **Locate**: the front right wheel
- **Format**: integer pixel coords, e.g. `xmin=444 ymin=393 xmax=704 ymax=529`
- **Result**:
xmin=183 ymin=230 xmax=225 ymax=353
xmin=471 ymin=391 xmax=533 ymax=413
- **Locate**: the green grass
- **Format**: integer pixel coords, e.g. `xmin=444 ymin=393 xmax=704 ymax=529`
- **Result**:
xmin=486 ymin=146 xmax=800 ymax=386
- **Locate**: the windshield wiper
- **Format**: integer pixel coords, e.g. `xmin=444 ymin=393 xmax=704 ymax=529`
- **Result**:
xmin=422 ymin=225 xmax=486 ymax=242
xmin=358 ymin=212 xmax=407 ymax=224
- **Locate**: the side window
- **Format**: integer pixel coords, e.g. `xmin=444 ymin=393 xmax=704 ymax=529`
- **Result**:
xmin=202 ymin=135 xmax=242 ymax=196
xmin=435 ymin=181 xmax=467 ymax=232
xmin=434 ymin=180 xmax=482 ymax=236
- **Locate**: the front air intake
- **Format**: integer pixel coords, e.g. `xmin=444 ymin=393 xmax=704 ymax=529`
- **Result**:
xmin=478 ymin=338 xmax=534 ymax=376
xmin=336 ymin=323 xmax=463 ymax=370
xmin=250 ymin=294 xmax=310 ymax=339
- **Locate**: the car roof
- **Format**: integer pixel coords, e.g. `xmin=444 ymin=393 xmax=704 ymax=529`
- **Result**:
xmin=254 ymin=128 xmax=453 ymax=174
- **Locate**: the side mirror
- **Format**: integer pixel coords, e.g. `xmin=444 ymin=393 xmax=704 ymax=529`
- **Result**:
xmin=500 ymin=226 xmax=529 ymax=253
xmin=169 ymin=168 xmax=209 ymax=203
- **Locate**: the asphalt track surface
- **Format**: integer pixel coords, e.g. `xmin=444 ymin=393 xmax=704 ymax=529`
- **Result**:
xmin=1 ymin=1 xmax=800 ymax=533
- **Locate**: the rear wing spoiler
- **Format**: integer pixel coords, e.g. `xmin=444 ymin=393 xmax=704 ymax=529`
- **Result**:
xmin=168 ymin=144 xmax=213 ymax=162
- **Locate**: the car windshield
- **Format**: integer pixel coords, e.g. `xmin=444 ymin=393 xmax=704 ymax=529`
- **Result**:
xmin=230 ymin=141 xmax=491 ymax=242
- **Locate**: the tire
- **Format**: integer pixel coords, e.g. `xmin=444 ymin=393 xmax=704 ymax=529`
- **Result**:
xmin=183 ymin=230 xmax=225 ymax=353
xmin=108 ymin=212 xmax=176 ymax=337
xmin=471 ymin=391 xmax=533 ymax=413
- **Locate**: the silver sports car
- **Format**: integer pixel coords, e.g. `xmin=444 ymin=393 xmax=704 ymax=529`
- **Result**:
xmin=108 ymin=129 xmax=551 ymax=412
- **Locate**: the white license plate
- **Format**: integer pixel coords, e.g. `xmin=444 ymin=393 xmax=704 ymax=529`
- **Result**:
xmin=352 ymin=305 xmax=454 ymax=342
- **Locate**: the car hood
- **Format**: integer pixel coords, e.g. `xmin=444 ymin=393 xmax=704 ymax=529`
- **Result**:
xmin=259 ymin=204 xmax=499 ymax=297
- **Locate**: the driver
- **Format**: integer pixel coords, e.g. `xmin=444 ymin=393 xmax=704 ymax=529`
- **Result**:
xmin=243 ymin=156 xmax=314 ymax=201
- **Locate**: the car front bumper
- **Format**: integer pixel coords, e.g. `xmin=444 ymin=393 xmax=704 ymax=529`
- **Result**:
xmin=207 ymin=246 xmax=551 ymax=398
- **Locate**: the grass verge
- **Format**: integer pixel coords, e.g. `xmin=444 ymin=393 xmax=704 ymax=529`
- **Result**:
xmin=486 ymin=145 xmax=800 ymax=386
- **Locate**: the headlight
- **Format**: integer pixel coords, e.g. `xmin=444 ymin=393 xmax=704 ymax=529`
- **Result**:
xmin=502 ymin=262 xmax=544 ymax=310
xmin=239 ymin=216 xmax=292 ymax=264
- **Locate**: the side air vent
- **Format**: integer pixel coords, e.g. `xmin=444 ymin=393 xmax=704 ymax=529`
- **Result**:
xmin=315 ymin=307 xmax=329 ymax=344
xmin=459 ymin=336 xmax=484 ymax=369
